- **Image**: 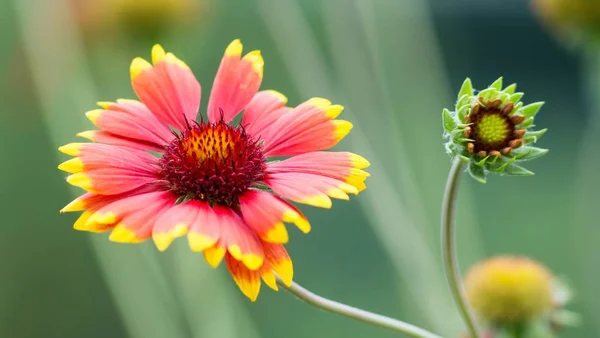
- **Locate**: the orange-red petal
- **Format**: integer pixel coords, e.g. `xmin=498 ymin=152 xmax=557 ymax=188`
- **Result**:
xmin=187 ymin=201 xmax=220 ymax=252
xmin=241 ymin=90 xmax=288 ymax=139
xmin=239 ymin=190 xmax=310 ymax=243
xmin=107 ymin=191 xmax=176 ymax=243
xmin=225 ymin=253 xmax=262 ymax=302
xmin=130 ymin=45 xmax=200 ymax=131
xmin=207 ymin=39 xmax=264 ymax=123
xmin=263 ymin=242 xmax=293 ymax=287
xmin=264 ymin=172 xmax=360 ymax=208
xmin=260 ymin=98 xmax=350 ymax=157
xmin=267 ymin=151 xmax=370 ymax=193
xmin=84 ymin=100 xmax=174 ymax=150
xmin=76 ymin=130 xmax=165 ymax=152
xmin=212 ymin=205 xmax=264 ymax=270
xmin=58 ymin=143 xmax=159 ymax=174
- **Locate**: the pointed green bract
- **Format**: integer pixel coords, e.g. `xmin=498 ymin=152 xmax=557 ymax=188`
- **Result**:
xmin=457 ymin=78 xmax=473 ymax=102
xmin=523 ymin=129 xmax=547 ymax=143
xmin=512 ymin=146 xmax=549 ymax=161
xmin=509 ymin=92 xmax=524 ymax=103
xmin=442 ymin=77 xmax=548 ymax=183
xmin=442 ymin=108 xmax=456 ymax=133
xmin=468 ymin=162 xmax=486 ymax=184
xmin=503 ymin=164 xmax=534 ymax=176
xmin=490 ymin=77 xmax=503 ymax=90
xmin=503 ymin=83 xmax=517 ymax=94
xmin=521 ymin=101 xmax=545 ymax=118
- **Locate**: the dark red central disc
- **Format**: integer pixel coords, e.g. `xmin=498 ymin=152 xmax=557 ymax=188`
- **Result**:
xmin=159 ymin=121 xmax=266 ymax=206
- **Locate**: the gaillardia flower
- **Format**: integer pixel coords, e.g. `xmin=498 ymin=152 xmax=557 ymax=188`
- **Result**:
xmin=58 ymin=40 xmax=369 ymax=301
xmin=465 ymin=256 xmax=554 ymax=325
xmin=443 ymin=78 xmax=548 ymax=183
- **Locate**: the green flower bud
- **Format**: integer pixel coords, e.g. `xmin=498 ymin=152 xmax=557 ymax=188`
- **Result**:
xmin=442 ymin=78 xmax=548 ymax=183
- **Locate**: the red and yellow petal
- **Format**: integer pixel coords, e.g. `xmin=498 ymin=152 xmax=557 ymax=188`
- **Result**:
xmin=264 ymin=242 xmax=293 ymax=287
xmin=63 ymin=168 xmax=156 ymax=195
xmin=267 ymin=151 xmax=370 ymax=193
xmin=74 ymin=212 xmax=107 ymax=233
xmin=203 ymin=244 xmax=227 ymax=268
xmin=187 ymin=200 xmax=220 ymax=252
xmin=76 ymin=130 xmax=165 ymax=153
xmin=62 ymin=185 xmax=157 ymax=232
xmin=131 ymin=44 xmax=201 ymax=131
xmin=107 ymin=191 xmax=176 ymax=243
xmin=264 ymin=172 xmax=361 ymax=208
xmin=260 ymin=98 xmax=351 ymax=157
xmin=73 ymin=191 xmax=173 ymax=241
xmin=207 ymin=39 xmax=264 ymax=123
xmin=208 ymin=205 xmax=264 ymax=270
xmin=59 ymin=143 xmax=160 ymax=195
xmin=152 ymin=203 xmax=196 ymax=251
xmin=225 ymin=253 xmax=262 ymax=302
xmin=224 ymin=242 xmax=293 ymax=301
xmin=239 ymin=190 xmax=310 ymax=243
xmin=58 ymin=143 xmax=159 ymax=175
xmin=83 ymin=99 xmax=174 ymax=150
xmin=241 ymin=90 xmax=288 ymax=139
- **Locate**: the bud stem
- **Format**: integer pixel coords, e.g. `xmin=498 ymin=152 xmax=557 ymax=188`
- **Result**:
xmin=277 ymin=277 xmax=444 ymax=338
xmin=441 ymin=159 xmax=481 ymax=338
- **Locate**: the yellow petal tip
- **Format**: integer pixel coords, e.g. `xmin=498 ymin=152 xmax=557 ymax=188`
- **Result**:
xmin=58 ymin=158 xmax=84 ymax=173
xmin=308 ymin=97 xmax=332 ymax=110
xmin=333 ymin=120 xmax=353 ymax=140
xmin=76 ymin=131 xmax=96 ymax=141
xmin=151 ymin=44 xmax=166 ymax=64
xmin=85 ymin=109 xmax=102 ymax=125
xmin=350 ymin=154 xmax=370 ymax=169
xmin=58 ymin=143 xmax=82 ymax=156
xmin=225 ymin=39 xmax=243 ymax=56
xmin=60 ymin=198 xmax=87 ymax=213
xmin=274 ymin=260 xmax=294 ymax=287
xmin=282 ymin=210 xmax=311 ymax=234
xmin=264 ymin=222 xmax=289 ymax=243
xmin=299 ymin=194 xmax=332 ymax=209
xmin=261 ymin=271 xmax=279 ymax=291
xmin=204 ymin=246 xmax=226 ymax=268
xmin=326 ymin=105 xmax=344 ymax=119
xmin=228 ymin=244 xmax=243 ymax=260
xmin=243 ymin=254 xmax=264 ymax=271
xmin=66 ymin=173 xmax=93 ymax=191
xmin=109 ymin=224 xmax=143 ymax=243
xmin=264 ymin=90 xmax=288 ymax=105
xmin=244 ymin=50 xmax=264 ymax=78
xmin=188 ymin=232 xmax=217 ymax=252
xmin=96 ymin=101 xmax=112 ymax=109
xmin=130 ymin=57 xmax=152 ymax=80
xmin=153 ymin=224 xmax=188 ymax=252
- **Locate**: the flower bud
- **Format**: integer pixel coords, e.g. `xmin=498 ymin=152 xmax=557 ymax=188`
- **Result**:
xmin=442 ymin=78 xmax=548 ymax=183
xmin=464 ymin=256 xmax=553 ymax=325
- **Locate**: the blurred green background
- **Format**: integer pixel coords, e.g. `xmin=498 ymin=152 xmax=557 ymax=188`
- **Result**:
xmin=0 ymin=0 xmax=597 ymax=337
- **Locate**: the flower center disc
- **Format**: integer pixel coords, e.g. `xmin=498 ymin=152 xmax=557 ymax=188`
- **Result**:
xmin=159 ymin=122 xmax=266 ymax=206
xmin=470 ymin=110 xmax=514 ymax=153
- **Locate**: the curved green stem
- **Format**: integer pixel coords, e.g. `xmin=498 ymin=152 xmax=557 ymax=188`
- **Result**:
xmin=441 ymin=159 xmax=480 ymax=338
xmin=277 ymin=278 xmax=444 ymax=338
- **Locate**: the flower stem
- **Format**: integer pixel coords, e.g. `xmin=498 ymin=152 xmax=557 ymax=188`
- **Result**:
xmin=441 ymin=159 xmax=480 ymax=338
xmin=276 ymin=278 xmax=444 ymax=338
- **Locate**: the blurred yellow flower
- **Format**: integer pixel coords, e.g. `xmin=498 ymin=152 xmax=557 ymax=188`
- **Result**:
xmin=73 ymin=0 xmax=204 ymax=38
xmin=532 ymin=0 xmax=600 ymax=44
xmin=464 ymin=256 xmax=553 ymax=324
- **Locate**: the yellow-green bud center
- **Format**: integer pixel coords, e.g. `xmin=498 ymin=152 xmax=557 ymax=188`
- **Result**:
xmin=477 ymin=114 xmax=510 ymax=145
